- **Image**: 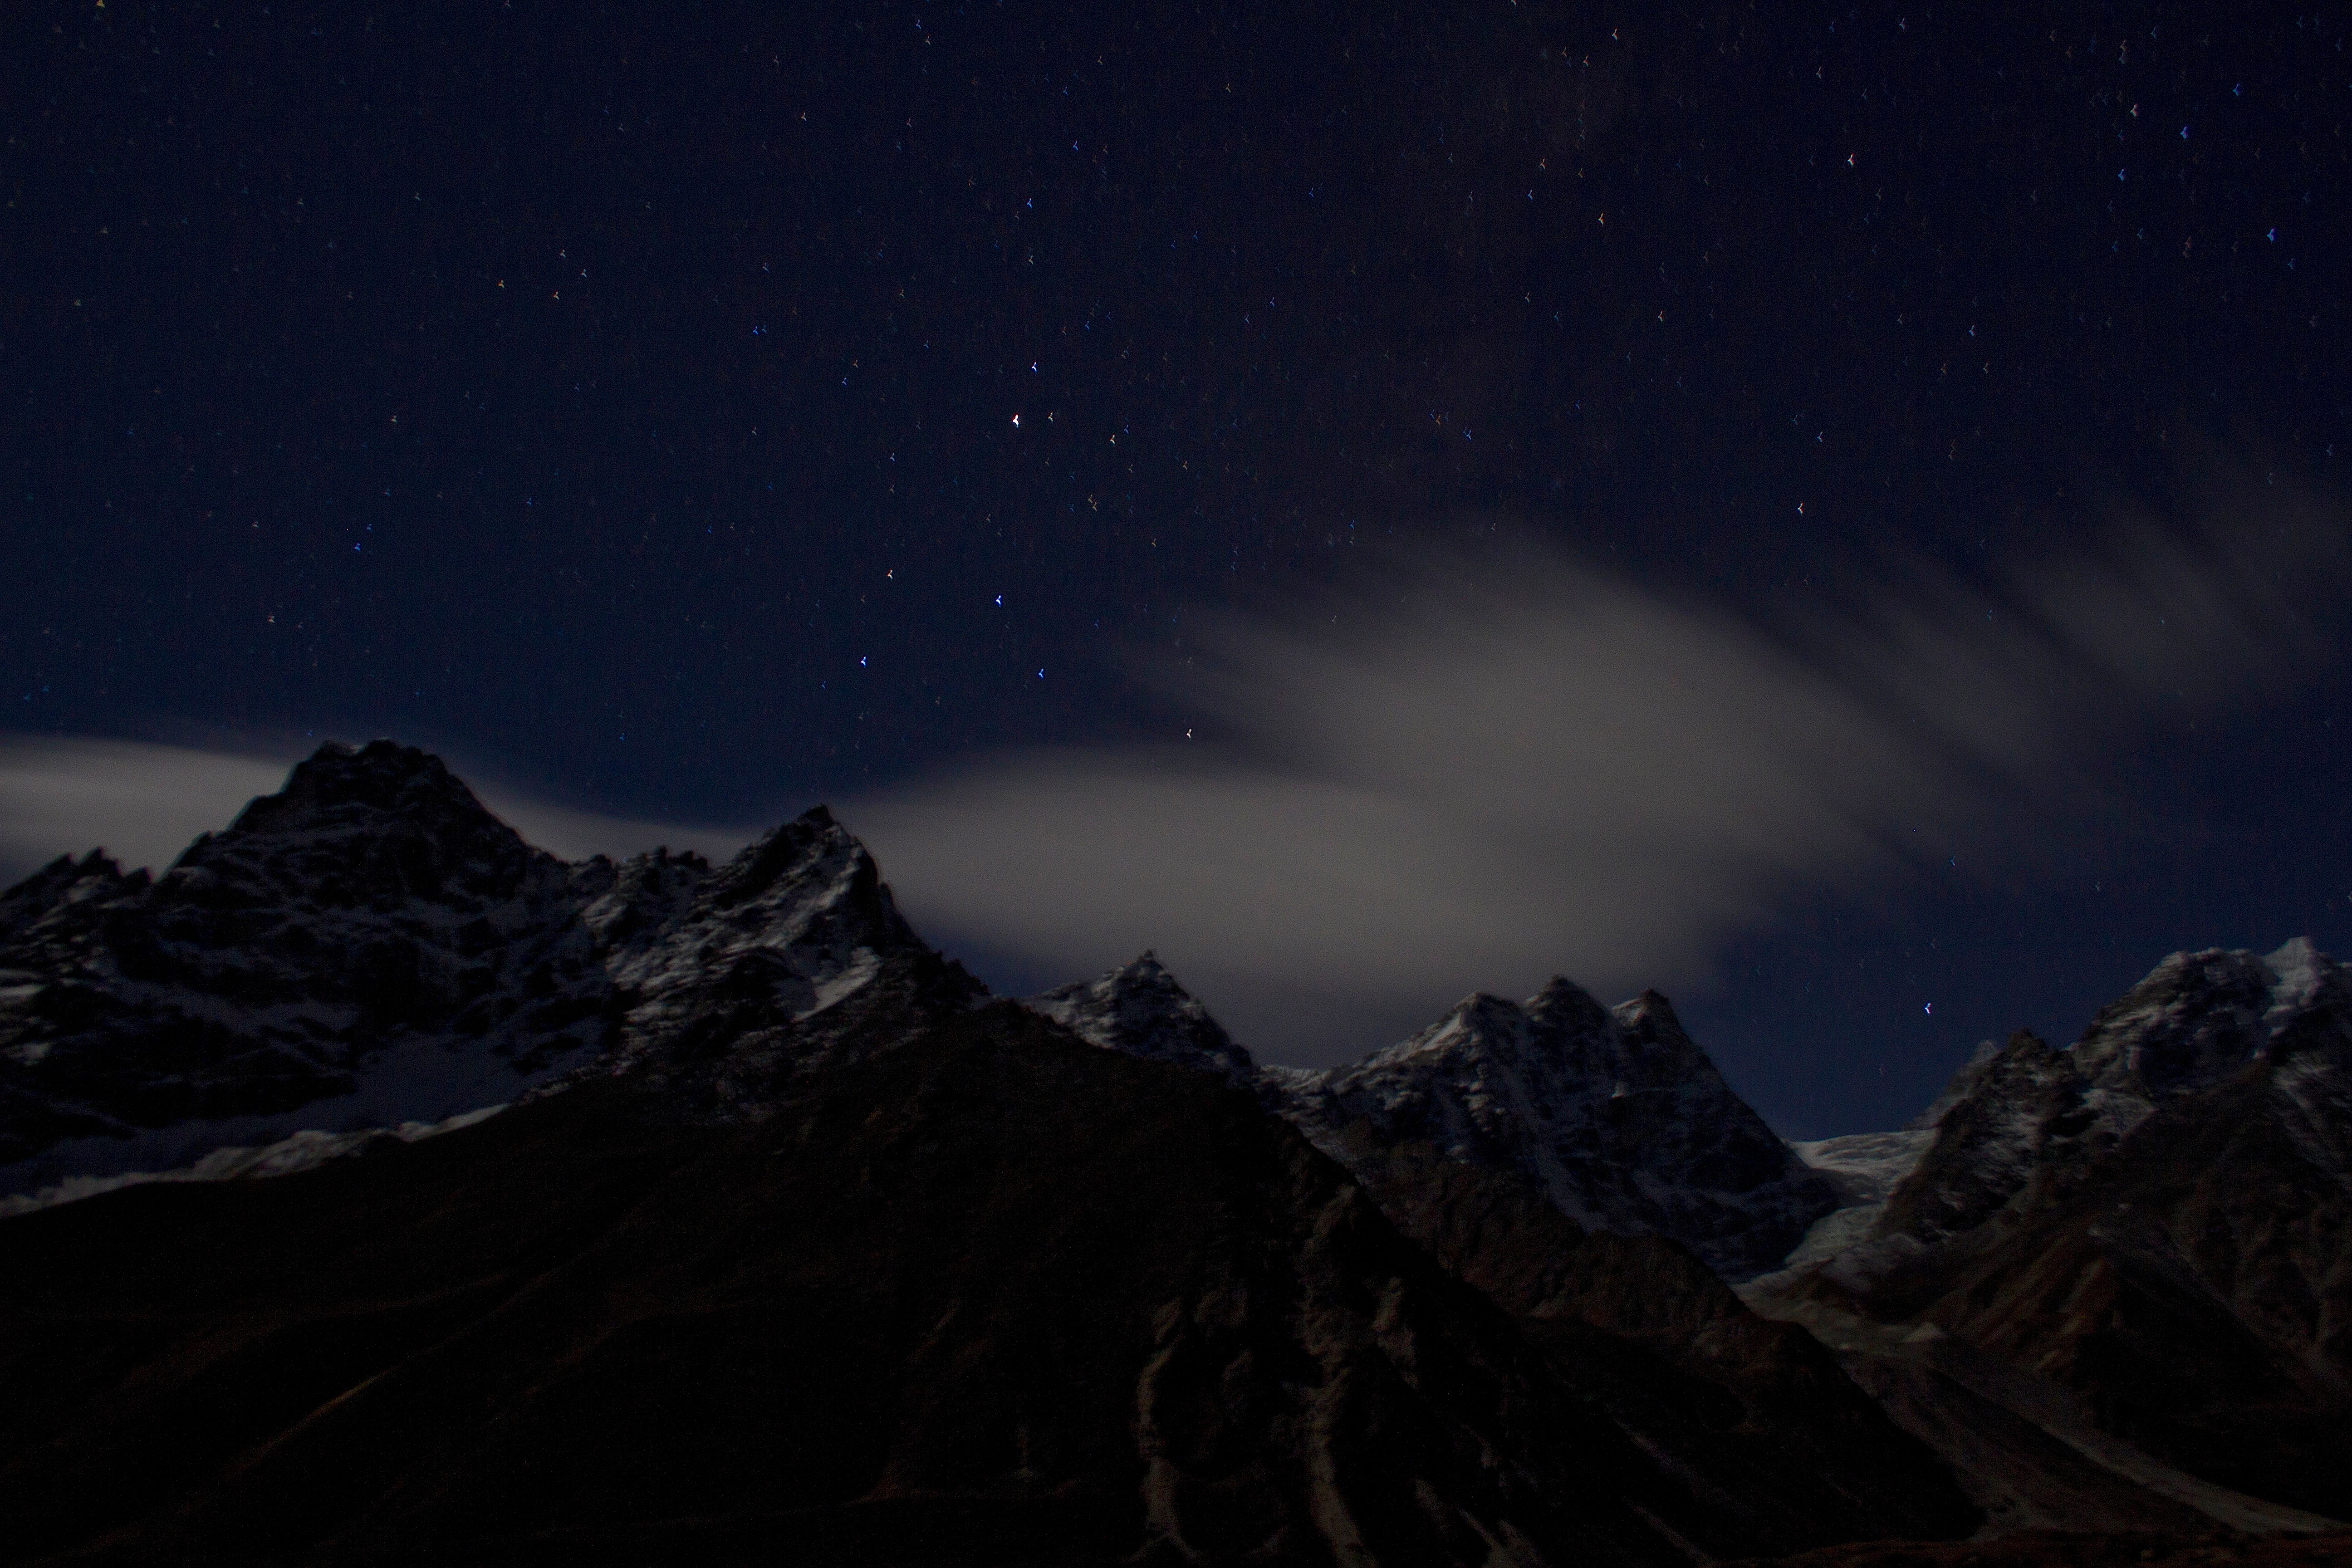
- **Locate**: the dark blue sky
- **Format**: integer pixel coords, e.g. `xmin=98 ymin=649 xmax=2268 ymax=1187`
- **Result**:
xmin=6 ymin=0 xmax=2349 ymax=1135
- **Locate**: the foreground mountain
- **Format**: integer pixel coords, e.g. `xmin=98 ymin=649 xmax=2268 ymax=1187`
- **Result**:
xmin=2 ymin=1004 xmax=1861 ymax=1568
xmin=1749 ymin=940 xmax=2352 ymax=1524
xmin=0 ymin=741 xmax=975 ymax=1199
xmin=1035 ymin=956 xmax=1839 ymax=1281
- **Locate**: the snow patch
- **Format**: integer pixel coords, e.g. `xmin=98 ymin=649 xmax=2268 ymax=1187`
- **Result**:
xmin=0 ymin=1103 xmax=506 ymax=1218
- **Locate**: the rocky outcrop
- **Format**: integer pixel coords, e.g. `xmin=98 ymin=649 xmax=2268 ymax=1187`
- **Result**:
xmin=1039 ymin=958 xmax=1837 ymax=1281
xmin=1755 ymin=941 xmax=2352 ymax=1523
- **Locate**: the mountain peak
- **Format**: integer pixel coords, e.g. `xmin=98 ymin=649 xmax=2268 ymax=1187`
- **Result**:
xmin=230 ymin=739 xmax=485 ymax=833
xmin=0 ymin=850 xmax=148 ymax=940
xmin=1286 ymin=974 xmax=1838 ymax=1279
xmin=1612 ymin=987 xmax=1691 ymax=1044
xmin=1026 ymin=953 xmax=1261 ymax=1090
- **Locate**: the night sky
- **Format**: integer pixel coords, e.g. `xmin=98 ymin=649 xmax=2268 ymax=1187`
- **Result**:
xmin=7 ymin=0 xmax=2351 ymax=1136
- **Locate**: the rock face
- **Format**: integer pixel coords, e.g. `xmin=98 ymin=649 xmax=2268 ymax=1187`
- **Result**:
xmin=1281 ymin=983 xmax=1841 ymax=1280
xmin=0 ymin=742 xmax=980 ymax=1198
xmin=1038 ymin=959 xmax=1838 ymax=1281
xmin=1759 ymin=940 xmax=2352 ymax=1523
xmin=564 ymin=806 xmax=985 ymax=1118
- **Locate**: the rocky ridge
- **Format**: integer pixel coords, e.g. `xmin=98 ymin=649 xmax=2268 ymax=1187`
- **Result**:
xmin=1748 ymin=940 xmax=2352 ymax=1524
xmin=1034 ymin=958 xmax=1839 ymax=1281
xmin=0 ymin=741 xmax=977 ymax=1198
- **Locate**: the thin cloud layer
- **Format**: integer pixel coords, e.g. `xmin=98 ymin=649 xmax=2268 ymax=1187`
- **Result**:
xmin=853 ymin=498 xmax=2347 ymax=1064
xmin=0 ymin=736 xmax=750 ymax=883
xmin=2 ymin=485 xmax=2337 ymax=1070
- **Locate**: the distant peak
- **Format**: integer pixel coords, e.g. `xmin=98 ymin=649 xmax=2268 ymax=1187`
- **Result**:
xmin=0 ymin=849 xmax=147 ymax=935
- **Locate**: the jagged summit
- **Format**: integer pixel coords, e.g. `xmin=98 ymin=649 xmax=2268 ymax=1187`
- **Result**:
xmin=0 ymin=849 xmax=149 ymax=944
xmin=1026 ymin=951 xmax=1262 ymax=1092
xmin=0 ymin=745 xmax=979 ymax=1196
xmin=222 ymin=739 xmax=495 ymax=838
xmin=1865 ymin=938 xmax=2351 ymax=1251
xmin=1285 ymin=977 xmax=1838 ymax=1280
xmin=1038 ymin=954 xmax=1837 ymax=1280
xmin=582 ymin=802 xmax=984 ymax=1111
xmin=1753 ymin=937 xmax=2352 ymax=1522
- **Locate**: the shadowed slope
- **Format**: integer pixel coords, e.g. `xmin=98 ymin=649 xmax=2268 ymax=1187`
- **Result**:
xmin=0 ymin=1004 xmax=1717 ymax=1568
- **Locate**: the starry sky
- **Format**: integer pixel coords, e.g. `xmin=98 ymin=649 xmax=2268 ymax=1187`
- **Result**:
xmin=6 ymin=0 xmax=2350 ymax=1135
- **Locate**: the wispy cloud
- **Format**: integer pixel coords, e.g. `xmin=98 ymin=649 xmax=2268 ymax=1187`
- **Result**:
xmin=3 ymin=478 xmax=2338 ymax=1071
xmin=0 ymin=735 xmax=751 ymax=883
xmin=851 ymin=486 xmax=2346 ymax=1063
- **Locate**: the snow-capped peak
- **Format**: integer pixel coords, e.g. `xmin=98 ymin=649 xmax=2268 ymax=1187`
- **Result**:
xmin=1025 ymin=951 xmax=1261 ymax=1090
xmin=0 ymin=752 xmax=977 ymax=1198
xmin=1038 ymin=955 xmax=1836 ymax=1280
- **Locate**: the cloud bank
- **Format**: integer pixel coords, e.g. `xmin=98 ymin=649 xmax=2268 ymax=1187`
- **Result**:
xmin=0 ymin=735 xmax=751 ymax=885
xmin=851 ymin=495 xmax=2346 ymax=1063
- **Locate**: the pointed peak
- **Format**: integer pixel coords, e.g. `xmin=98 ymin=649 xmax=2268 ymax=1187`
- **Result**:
xmin=1908 ymin=1036 xmax=2009 ymax=1130
xmin=1114 ymin=950 xmax=1173 ymax=983
xmin=713 ymin=807 xmax=879 ymax=911
xmin=31 ymin=847 xmax=139 ymax=887
xmin=1444 ymin=990 xmax=1526 ymax=1029
xmin=731 ymin=805 xmax=862 ymax=871
xmin=230 ymin=739 xmax=497 ymax=838
xmin=1612 ymin=986 xmax=1685 ymax=1038
xmin=1046 ymin=951 xmax=1194 ymax=1009
xmin=1529 ymin=973 xmax=1608 ymax=1016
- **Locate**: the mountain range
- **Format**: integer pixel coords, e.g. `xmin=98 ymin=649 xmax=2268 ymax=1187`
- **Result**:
xmin=1 ymin=740 xmax=2346 ymax=1566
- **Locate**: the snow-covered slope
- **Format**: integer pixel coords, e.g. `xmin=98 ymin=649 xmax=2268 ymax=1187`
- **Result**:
xmin=568 ymin=806 xmax=986 ymax=1114
xmin=1034 ymin=956 xmax=1838 ymax=1280
xmin=1779 ymin=1128 xmax=1937 ymax=1267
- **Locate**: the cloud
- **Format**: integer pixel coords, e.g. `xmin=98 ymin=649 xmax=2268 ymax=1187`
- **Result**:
xmin=850 ymin=490 xmax=2347 ymax=1064
xmin=0 ymin=735 xmax=753 ymax=884
xmin=2 ymin=476 xmax=2337 ymax=1070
